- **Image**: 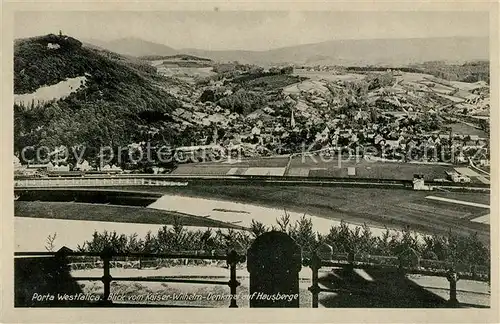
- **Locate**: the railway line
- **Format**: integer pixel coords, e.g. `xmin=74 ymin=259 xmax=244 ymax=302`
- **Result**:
xmin=14 ymin=172 xmax=490 ymax=192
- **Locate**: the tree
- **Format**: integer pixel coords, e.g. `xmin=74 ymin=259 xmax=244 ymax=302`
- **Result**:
xmin=250 ymin=220 xmax=268 ymax=238
xmin=45 ymin=233 xmax=57 ymax=252
xmin=289 ymin=215 xmax=317 ymax=256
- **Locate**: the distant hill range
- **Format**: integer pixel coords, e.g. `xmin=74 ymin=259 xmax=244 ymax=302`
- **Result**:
xmin=140 ymin=54 xmax=213 ymax=62
xmin=86 ymin=36 xmax=489 ymax=66
xmin=85 ymin=37 xmax=177 ymax=57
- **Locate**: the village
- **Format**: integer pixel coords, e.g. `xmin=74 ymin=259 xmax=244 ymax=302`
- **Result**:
xmin=10 ymin=8 xmax=494 ymax=313
xmin=14 ymin=64 xmax=490 ymax=187
xmin=153 ymin=67 xmax=490 ymax=166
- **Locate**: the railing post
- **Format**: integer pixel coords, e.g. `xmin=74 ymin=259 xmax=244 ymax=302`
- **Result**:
xmin=347 ymin=251 xmax=355 ymax=272
xmin=100 ymin=247 xmax=114 ymax=305
xmin=308 ymin=243 xmax=333 ymax=308
xmin=54 ymin=246 xmax=73 ymax=294
xmin=227 ymin=250 xmax=240 ymax=308
xmin=447 ymin=270 xmax=459 ymax=307
xmin=55 ymin=246 xmax=72 ymax=263
xmin=308 ymin=251 xmax=321 ymax=308
xmin=397 ymin=253 xmax=408 ymax=279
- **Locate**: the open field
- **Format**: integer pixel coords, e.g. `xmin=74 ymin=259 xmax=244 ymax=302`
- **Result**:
xmin=171 ymin=165 xmax=235 ymax=175
xmin=283 ymin=80 xmax=330 ymax=95
xmin=15 ymin=201 xmax=245 ymax=230
xmin=108 ymin=185 xmax=490 ymax=243
xmin=171 ymin=156 xmax=479 ymax=183
xmin=157 ymin=66 xmax=216 ymax=77
xmin=293 ymin=69 xmax=366 ymax=82
xmin=449 ymin=80 xmax=489 ymax=91
xmin=291 ymin=157 xmax=454 ymax=181
xmin=240 ymin=74 xmax=304 ymax=91
xmin=171 ymin=157 xmax=290 ymax=175
xmin=449 ymin=122 xmax=488 ymax=138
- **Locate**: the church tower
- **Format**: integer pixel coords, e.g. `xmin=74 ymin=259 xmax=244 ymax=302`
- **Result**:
xmin=212 ymin=127 xmax=218 ymax=145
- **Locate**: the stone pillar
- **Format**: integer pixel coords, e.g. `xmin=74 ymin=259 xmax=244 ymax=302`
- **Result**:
xmin=247 ymin=231 xmax=302 ymax=307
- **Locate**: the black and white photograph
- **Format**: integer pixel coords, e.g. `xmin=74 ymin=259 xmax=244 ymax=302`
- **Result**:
xmin=3 ymin=2 xmax=498 ymax=321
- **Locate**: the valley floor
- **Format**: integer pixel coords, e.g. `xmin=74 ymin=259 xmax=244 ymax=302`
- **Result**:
xmin=14 ymin=184 xmax=490 ymax=252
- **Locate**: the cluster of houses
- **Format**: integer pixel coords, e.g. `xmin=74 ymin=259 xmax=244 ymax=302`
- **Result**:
xmin=13 ymin=155 xmax=125 ymax=175
xmin=14 ymin=67 xmax=490 ymax=172
xmin=153 ymin=69 xmax=490 ymax=165
xmin=161 ymin=99 xmax=489 ymax=166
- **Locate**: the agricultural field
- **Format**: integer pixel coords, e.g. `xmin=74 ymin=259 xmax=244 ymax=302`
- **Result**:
xmin=289 ymin=157 xmax=453 ymax=181
xmin=293 ymin=69 xmax=366 ymax=82
xmin=398 ymin=72 xmax=437 ymax=83
xmin=450 ymin=80 xmax=489 ymax=92
xmin=171 ymin=156 xmax=464 ymax=182
xmin=238 ymin=74 xmax=304 ymax=92
xmin=171 ymin=164 xmax=234 ymax=175
xmin=157 ymin=66 xmax=216 ymax=78
xmin=283 ymin=80 xmax=330 ymax=95
xmin=171 ymin=156 xmax=290 ymax=175
xmin=448 ymin=122 xmax=488 ymax=138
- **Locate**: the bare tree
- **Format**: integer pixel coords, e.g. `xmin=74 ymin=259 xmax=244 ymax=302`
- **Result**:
xmin=45 ymin=233 xmax=57 ymax=252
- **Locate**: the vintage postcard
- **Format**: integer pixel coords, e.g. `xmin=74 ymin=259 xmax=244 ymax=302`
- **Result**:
xmin=1 ymin=1 xmax=499 ymax=323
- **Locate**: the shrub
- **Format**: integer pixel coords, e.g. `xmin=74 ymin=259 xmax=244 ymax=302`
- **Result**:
xmin=77 ymin=213 xmax=490 ymax=270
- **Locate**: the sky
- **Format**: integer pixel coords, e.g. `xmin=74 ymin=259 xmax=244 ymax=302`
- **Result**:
xmin=14 ymin=11 xmax=489 ymax=51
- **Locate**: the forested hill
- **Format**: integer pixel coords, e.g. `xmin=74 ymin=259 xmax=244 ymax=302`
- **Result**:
xmin=14 ymin=34 xmax=182 ymax=161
